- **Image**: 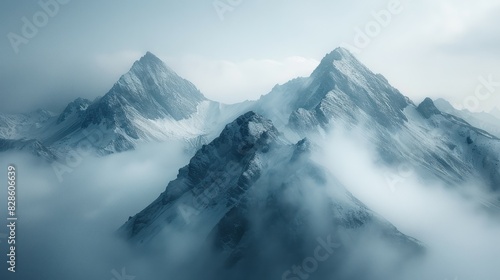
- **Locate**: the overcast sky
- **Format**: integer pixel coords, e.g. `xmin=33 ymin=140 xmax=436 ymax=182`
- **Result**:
xmin=1 ymin=0 xmax=499 ymax=113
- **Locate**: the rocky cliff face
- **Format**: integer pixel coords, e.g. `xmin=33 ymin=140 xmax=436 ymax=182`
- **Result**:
xmin=119 ymin=111 xmax=422 ymax=280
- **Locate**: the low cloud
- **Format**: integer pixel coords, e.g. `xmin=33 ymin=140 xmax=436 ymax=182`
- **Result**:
xmin=0 ymin=141 xmax=191 ymax=280
xmin=314 ymin=126 xmax=500 ymax=280
xmin=1 ymin=122 xmax=500 ymax=280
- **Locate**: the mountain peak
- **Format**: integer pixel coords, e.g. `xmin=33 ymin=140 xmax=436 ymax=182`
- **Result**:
xmin=139 ymin=51 xmax=162 ymax=64
xmin=291 ymin=46 xmax=410 ymax=130
xmin=316 ymin=47 xmax=358 ymax=67
xmin=234 ymin=111 xmax=264 ymax=127
xmin=433 ymin=98 xmax=456 ymax=112
xmin=84 ymin=50 xmax=207 ymax=124
xmin=130 ymin=51 xmax=172 ymax=74
xmin=118 ymin=112 xmax=283 ymax=241
xmin=417 ymin=97 xmax=441 ymax=119
xmin=329 ymin=47 xmax=356 ymax=60
xmin=311 ymin=47 xmax=362 ymax=78
xmin=219 ymin=111 xmax=280 ymax=151
xmin=57 ymin=97 xmax=91 ymax=124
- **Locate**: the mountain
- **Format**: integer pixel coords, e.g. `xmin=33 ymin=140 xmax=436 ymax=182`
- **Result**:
xmin=119 ymin=112 xmax=422 ymax=280
xmin=0 ymin=110 xmax=59 ymax=160
xmin=79 ymin=52 xmax=207 ymax=141
xmin=251 ymin=48 xmax=500 ymax=199
xmin=0 ymin=138 xmax=57 ymax=161
xmin=1 ymin=47 xmax=499 ymax=201
xmin=2 ymin=46 xmax=498 ymax=279
xmin=434 ymin=98 xmax=500 ymax=138
xmin=115 ymin=50 xmax=500 ymax=278
xmin=0 ymin=109 xmax=55 ymax=139
xmin=0 ymin=52 xmax=253 ymax=156
xmin=416 ymin=98 xmax=500 ymax=195
xmin=53 ymin=52 xmax=216 ymax=153
xmin=56 ymin=98 xmax=92 ymax=124
xmin=253 ymin=48 xmax=411 ymax=133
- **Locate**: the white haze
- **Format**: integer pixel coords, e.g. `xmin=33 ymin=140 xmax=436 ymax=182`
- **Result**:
xmin=1 ymin=125 xmax=499 ymax=279
xmin=0 ymin=141 xmax=191 ymax=280
xmin=314 ymin=126 xmax=500 ymax=280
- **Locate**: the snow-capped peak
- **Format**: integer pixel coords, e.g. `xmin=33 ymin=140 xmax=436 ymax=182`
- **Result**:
xmin=219 ymin=111 xmax=281 ymax=148
xmin=78 ymin=51 xmax=207 ymax=140
xmin=281 ymin=46 xmax=411 ymax=132
xmin=142 ymin=51 xmax=162 ymax=62
xmin=311 ymin=47 xmax=360 ymax=77
xmin=326 ymin=47 xmax=357 ymax=62
xmin=129 ymin=51 xmax=176 ymax=77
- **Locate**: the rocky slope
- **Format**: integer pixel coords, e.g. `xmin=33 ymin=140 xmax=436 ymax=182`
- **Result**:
xmin=119 ymin=112 xmax=422 ymax=280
